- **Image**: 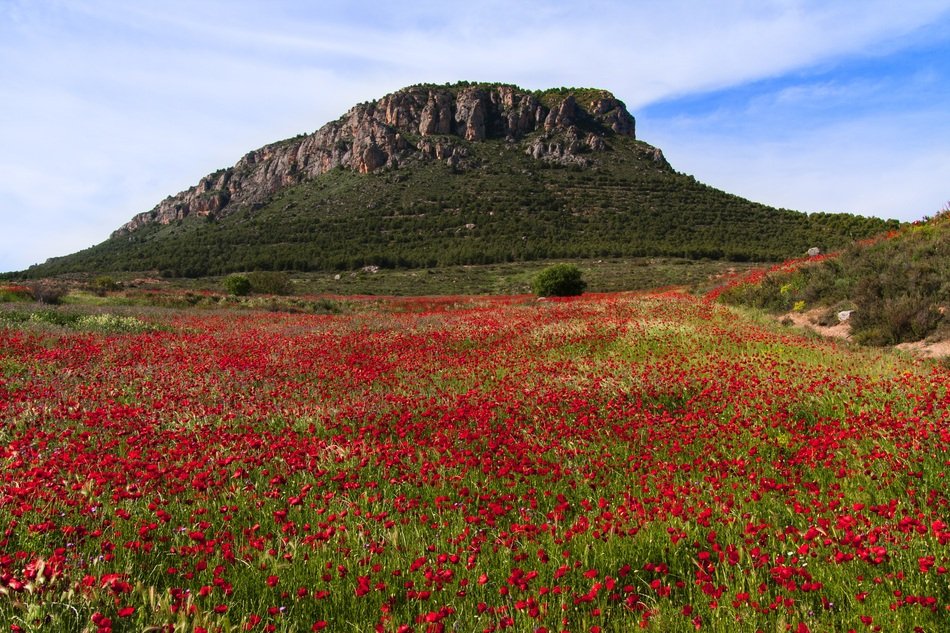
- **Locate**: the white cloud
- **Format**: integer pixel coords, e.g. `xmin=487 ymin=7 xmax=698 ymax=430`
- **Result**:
xmin=644 ymin=106 xmax=950 ymax=221
xmin=1 ymin=0 xmax=950 ymax=271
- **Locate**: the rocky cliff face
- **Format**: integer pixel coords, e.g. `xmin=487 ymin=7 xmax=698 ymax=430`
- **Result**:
xmin=115 ymin=84 xmax=637 ymax=235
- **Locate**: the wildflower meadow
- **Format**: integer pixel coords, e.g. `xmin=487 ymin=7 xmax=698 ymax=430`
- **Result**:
xmin=0 ymin=291 xmax=947 ymax=632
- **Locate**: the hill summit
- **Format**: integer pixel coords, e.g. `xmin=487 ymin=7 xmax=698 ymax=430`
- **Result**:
xmin=24 ymin=82 xmax=898 ymax=278
xmin=115 ymin=83 xmax=640 ymax=235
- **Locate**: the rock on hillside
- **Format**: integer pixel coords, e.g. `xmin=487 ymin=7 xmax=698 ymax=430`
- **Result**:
xmin=114 ymin=84 xmax=637 ymax=236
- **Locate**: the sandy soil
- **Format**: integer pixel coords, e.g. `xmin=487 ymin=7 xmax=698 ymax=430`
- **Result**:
xmin=895 ymin=338 xmax=950 ymax=359
xmin=782 ymin=309 xmax=852 ymax=340
xmin=780 ymin=309 xmax=949 ymax=359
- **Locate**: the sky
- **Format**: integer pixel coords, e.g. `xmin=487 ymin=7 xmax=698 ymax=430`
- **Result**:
xmin=2 ymin=0 xmax=949 ymax=273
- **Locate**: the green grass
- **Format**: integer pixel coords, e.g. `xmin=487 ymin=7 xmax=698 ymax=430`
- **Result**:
xmin=0 ymin=258 xmax=763 ymax=305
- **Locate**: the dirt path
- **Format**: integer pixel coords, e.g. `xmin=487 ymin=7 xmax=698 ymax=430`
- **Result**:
xmin=779 ymin=309 xmax=949 ymax=359
xmin=783 ymin=309 xmax=852 ymax=340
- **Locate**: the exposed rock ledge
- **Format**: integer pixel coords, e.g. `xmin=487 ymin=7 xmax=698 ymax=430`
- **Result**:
xmin=114 ymin=84 xmax=637 ymax=236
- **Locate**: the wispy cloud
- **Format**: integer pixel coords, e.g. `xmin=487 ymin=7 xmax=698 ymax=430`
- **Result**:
xmin=643 ymin=103 xmax=950 ymax=218
xmin=1 ymin=0 xmax=949 ymax=271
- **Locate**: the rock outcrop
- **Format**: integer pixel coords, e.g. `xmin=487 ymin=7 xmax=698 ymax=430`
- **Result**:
xmin=114 ymin=83 xmax=638 ymax=236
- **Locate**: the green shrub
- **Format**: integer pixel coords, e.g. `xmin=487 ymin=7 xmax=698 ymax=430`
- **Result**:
xmin=0 ymin=309 xmax=160 ymax=333
xmin=224 ymin=274 xmax=251 ymax=296
xmin=91 ymin=275 xmax=120 ymax=295
xmin=75 ymin=313 xmax=156 ymax=334
xmin=27 ymin=310 xmax=77 ymax=327
xmin=247 ymin=271 xmax=292 ymax=295
xmin=851 ymin=293 xmax=943 ymax=345
xmin=719 ymin=214 xmax=948 ymax=345
xmin=719 ymin=272 xmax=796 ymax=313
xmin=531 ymin=264 xmax=586 ymax=297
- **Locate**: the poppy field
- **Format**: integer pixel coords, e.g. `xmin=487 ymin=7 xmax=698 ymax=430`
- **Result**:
xmin=0 ymin=292 xmax=948 ymax=632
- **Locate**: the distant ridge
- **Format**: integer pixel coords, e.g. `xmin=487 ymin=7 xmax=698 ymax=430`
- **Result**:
xmin=22 ymin=82 xmax=898 ymax=278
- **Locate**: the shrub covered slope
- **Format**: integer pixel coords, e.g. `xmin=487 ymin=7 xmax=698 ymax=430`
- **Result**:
xmin=17 ymin=82 xmax=896 ymax=278
xmin=718 ymin=211 xmax=949 ymax=345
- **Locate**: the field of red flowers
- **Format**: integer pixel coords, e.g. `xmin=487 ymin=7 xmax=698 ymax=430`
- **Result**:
xmin=1 ymin=292 xmax=947 ymax=632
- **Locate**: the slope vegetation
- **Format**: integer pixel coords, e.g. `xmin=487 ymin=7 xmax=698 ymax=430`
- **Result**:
xmin=719 ymin=211 xmax=949 ymax=346
xmin=19 ymin=83 xmax=897 ymax=278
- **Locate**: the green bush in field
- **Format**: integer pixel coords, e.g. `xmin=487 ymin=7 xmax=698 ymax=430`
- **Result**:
xmin=224 ymin=274 xmax=251 ymax=296
xmin=532 ymin=263 xmax=586 ymax=297
xmin=92 ymin=275 xmax=120 ymax=295
xmin=74 ymin=313 xmax=156 ymax=333
xmin=247 ymin=271 xmax=292 ymax=295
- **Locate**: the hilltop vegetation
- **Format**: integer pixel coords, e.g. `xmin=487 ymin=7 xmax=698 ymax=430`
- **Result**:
xmin=718 ymin=210 xmax=949 ymax=346
xmin=20 ymin=138 xmax=894 ymax=278
xmin=10 ymin=81 xmax=897 ymax=280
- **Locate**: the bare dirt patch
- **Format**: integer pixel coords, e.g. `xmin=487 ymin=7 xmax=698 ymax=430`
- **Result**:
xmin=780 ymin=309 xmax=949 ymax=359
xmin=895 ymin=338 xmax=950 ymax=359
xmin=782 ymin=309 xmax=852 ymax=341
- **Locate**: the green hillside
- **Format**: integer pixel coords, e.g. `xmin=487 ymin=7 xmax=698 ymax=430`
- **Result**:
xmin=719 ymin=211 xmax=949 ymax=345
xmin=21 ymin=136 xmax=895 ymax=278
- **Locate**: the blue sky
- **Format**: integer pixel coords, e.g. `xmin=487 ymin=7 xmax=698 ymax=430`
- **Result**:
xmin=2 ymin=0 xmax=949 ymax=272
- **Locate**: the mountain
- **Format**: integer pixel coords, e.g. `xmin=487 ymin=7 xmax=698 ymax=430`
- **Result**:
xmin=22 ymin=82 xmax=898 ymax=278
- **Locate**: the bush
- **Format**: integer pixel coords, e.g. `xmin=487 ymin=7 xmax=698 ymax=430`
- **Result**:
xmin=247 ymin=271 xmax=292 ymax=295
xmin=531 ymin=264 xmax=586 ymax=297
xmin=91 ymin=275 xmax=120 ymax=295
xmin=851 ymin=293 xmax=943 ymax=345
xmin=75 ymin=313 xmax=156 ymax=334
xmin=224 ymin=274 xmax=251 ymax=296
xmin=29 ymin=281 xmax=67 ymax=304
xmin=718 ymin=214 xmax=949 ymax=346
